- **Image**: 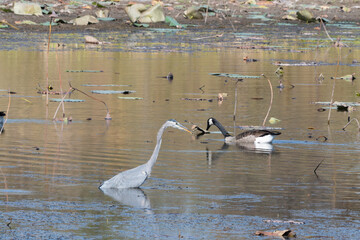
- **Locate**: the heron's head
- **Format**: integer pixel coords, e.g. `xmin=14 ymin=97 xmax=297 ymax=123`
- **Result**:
xmin=167 ymin=119 xmax=191 ymax=133
xmin=206 ymin=117 xmax=215 ymax=131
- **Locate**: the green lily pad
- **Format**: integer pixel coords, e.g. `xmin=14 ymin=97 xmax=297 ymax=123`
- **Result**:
xmin=165 ymin=16 xmax=186 ymax=28
xmin=209 ymin=73 xmax=260 ymax=78
xmin=50 ymin=98 xmax=84 ymax=102
xmin=98 ymin=17 xmax=115 ymax=21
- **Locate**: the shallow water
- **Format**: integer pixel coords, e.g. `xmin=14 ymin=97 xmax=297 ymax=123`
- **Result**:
xmin=0 ymin=28 xmax=359 ymax=239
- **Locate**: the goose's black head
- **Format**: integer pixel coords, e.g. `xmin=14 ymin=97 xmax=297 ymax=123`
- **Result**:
xmin=206 ymin=117 xmax=216 ymax=131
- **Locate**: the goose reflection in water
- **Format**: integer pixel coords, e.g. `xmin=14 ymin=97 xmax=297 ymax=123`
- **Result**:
xmin=206 ymin=142 xmax=274 ymax=165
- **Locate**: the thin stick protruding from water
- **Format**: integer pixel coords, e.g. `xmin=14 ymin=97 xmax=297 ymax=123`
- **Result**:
xmin=342 ymin=118 xmax=360 ymax=131
xmin=0 ymin=90 xmax=11 ymax=134
xmin=69 ymin=82 xmax=112 ymax=120
xmin=204 ymin=0 xmax=210 ymax=24
xmin=314 ymin=159 xmax=324 ymax=175
xmin=327 ymin=47 xmax=341 ymax=125
xmin=233 ymin=79 xmax=241 ymax=121
xmin=52 ymin=87 xmax=73 ymax=120
xmin=262 ymin=74 xmax=273 ymax=127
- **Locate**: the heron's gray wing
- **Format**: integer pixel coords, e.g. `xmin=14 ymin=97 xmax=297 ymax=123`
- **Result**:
xmin=100 ymin=164 xmax=148 ymax=189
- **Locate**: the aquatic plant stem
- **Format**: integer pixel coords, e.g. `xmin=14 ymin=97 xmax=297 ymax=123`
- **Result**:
xmin=319 ymin=18 xmax=333 ymax=42
xmin=55 ymin=44 xmax=65 ymax=117
xmin=69 ymin=82 xmax=112 ymax=119
xmin=261 ymin=74 xmax=273 ymax=127
xmin=327 ymin=47 xmax=341 ymax=125
xmin=0 ymin=90 xmax=11 ymax=134
xmin=204 ymin=0 xmax=210 ymax=24
xmin=52 ymin=87 xmax=73 ymax=120
xmin=233 ymin=79 xmax=240 ymax=121
xmin=314 ymin=159 xmax=324 ymax=175
xmin=45 ymin=18 xmax=53 ymax=107
xmin=342 ymin=118 xmax=360 ymax=131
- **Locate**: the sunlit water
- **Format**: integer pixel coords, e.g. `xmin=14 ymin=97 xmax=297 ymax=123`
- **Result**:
xmin=0 ymin=27 xmax=359 ymax=239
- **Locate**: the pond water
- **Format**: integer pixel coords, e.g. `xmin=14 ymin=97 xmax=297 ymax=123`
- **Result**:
xmin=0 ymin=27 xmax=359 ymax=239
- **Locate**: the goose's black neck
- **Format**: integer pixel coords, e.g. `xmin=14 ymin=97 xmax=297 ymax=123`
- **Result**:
xmin=211 ymin=118 xmax=232 ymax=138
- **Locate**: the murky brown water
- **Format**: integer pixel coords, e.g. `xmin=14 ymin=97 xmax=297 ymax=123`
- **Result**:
xmin=0 ymin=29 xmax=359 ymax=239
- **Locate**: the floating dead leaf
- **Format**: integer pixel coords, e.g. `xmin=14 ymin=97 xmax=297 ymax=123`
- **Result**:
xmin=255 ymin=229 xmax=296 ymax=237
xmin=251 ymin=97 xmax=264 ymax=100
xmin=269 ymin=117 xmax=281 ymax=124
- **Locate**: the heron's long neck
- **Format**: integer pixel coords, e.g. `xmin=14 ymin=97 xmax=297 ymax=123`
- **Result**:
xmin=145 ymin=123 xmax=166 ymax=173
xmin=213 ymin=119 xmax=231 ymax=138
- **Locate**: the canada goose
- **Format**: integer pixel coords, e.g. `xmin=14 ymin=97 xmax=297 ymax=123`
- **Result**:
xmin=206 ymin=117 xmax=281 ymax=144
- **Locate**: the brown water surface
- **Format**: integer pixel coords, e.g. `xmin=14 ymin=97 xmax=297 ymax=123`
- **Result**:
xmin=0 ymin=29 xmax=359 ymax=239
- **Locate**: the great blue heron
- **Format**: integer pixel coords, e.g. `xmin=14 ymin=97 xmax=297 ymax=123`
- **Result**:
xmin=206 ymin=117 xmax=281 ymax=144
xmin=99 ymin=119 xmax=191 ymax=189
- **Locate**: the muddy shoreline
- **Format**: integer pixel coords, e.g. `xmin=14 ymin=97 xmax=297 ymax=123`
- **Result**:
xmin=0 ymin=0 xmax=359 ymax=33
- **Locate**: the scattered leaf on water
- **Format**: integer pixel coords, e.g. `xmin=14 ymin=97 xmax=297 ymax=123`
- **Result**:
xmin=269 ymin=117 xmax=281 ymax=124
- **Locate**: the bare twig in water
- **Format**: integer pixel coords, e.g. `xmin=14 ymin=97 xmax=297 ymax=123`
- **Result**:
xmin=6 ymin=218 xmax=12 ymax=230
xmin=0 ymin=90 xmax=11 ymax=134
xmin=219 ymin=11 xmax=236 ymax=32
xmin=319 ymin=18 xmax=333 ymax=42
xmin=199 ymin=85 xmax=205 ymax=94
xmin=204 ymin=0 xmax=210 ymax=24
xmin=314 ymin=159 xmax=324 ymax=175
xmin=342 ymin=118 xmax=360 ymax=131
xmin=233 ymin=79 xmax=241 ymax=121
xmin=327 ymin=47 xmax=341 ymax=125
xmin=52 ymin=87 xmax=73 ymax=120
xmin=69 ymin=82 xmax=112 ymax=120
xmin=55 ymin=44 xmax=65 ymax=118
xmin=261 ymin=74 xmax=274 ymax=127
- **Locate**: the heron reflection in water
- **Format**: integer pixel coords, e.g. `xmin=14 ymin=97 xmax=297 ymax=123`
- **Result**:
xmin=99 ymin=119 xmax=191 ymax=189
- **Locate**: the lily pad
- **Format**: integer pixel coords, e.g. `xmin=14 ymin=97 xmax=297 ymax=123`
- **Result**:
xmin=97 ymin=17 xmax=115 ymax=21
xmin=50 ymin=98 xmax=84 ymax=102
xmin=314 ymin=101 xmax=360 ymax=107
xmin=91 ymin=90 xmax=135 ymax=94
xmin=66 ymin=70 xmax=104 ymax=73
xmin=209 ymin=73 xmax=260 ymax=78
xmin=165 ymin=16 xmax=186 ymax=28
xmin=118 ymin=97 xmax=143 ymax=100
